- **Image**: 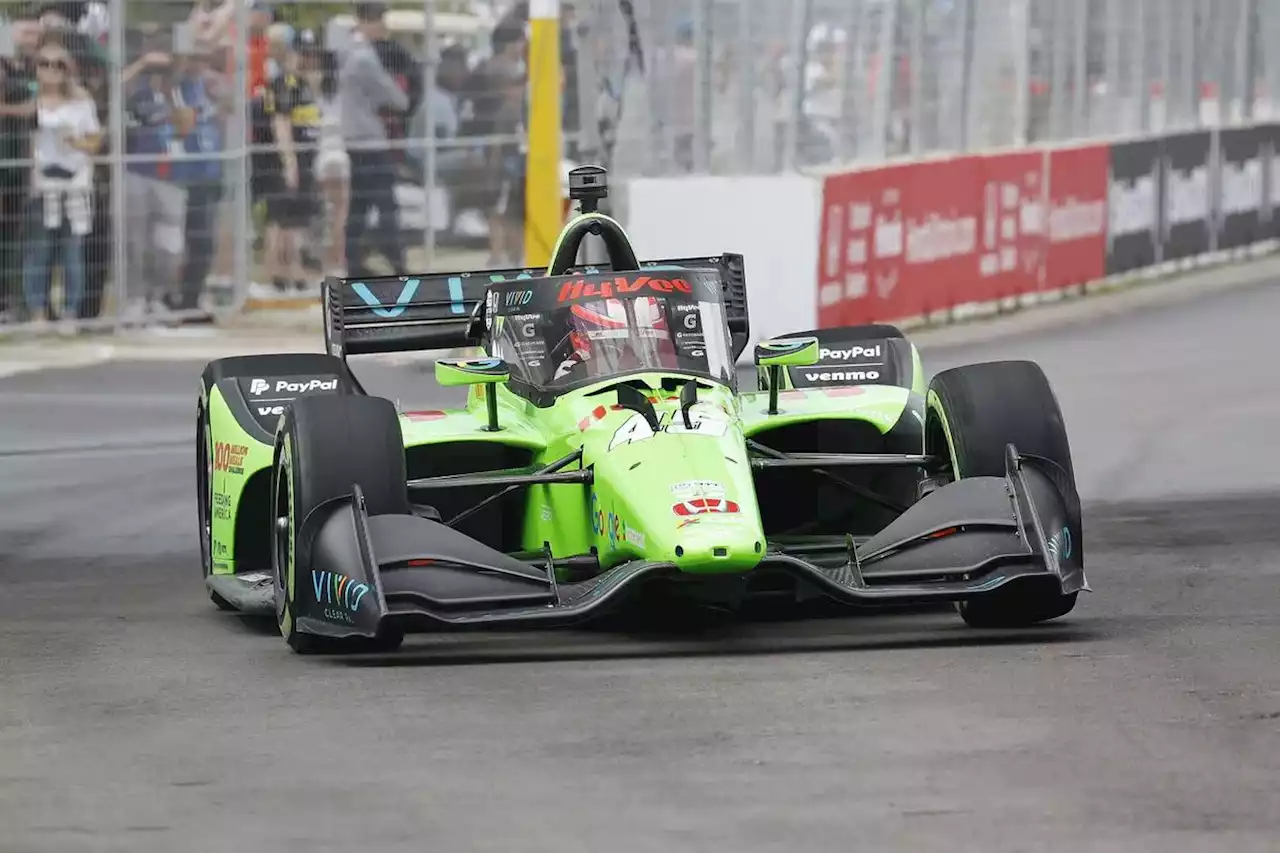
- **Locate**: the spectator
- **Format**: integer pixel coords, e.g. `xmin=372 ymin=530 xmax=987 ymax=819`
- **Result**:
xmin=309 ymin=46 xmax=349 ymax=277
xmin=259 ymin=25 xmax=321 ymax=292
xmin=407 ymin=42 xmax=474 ymax=221
xmin=21 ymin=32 xmax=101 ymax=333
xmin=122 ymin=32 xmax=194 ymax=318
xmin=468 ymin=22 xmax=528 ymax=265
xmin=338 ymin=1 xmax=409 ymax=279
xmin=173 ymin=42 xmax=226 ymax=315
xmin=0 ymin=13 xmax=41 ymax=323
xmin=14 ymin=2 xmax=112 ymax=323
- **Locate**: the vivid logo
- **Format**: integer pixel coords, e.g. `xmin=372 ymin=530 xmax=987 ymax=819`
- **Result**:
xmin=312 ymin=570 xmax=370 ymax=613
xmin=351 ymin=271 xmax=537 ymax=318
xmin=673 ymin=498 xmax=740 ymax=516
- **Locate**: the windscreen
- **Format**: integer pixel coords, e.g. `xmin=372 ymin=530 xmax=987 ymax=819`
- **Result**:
xmin=485 ymin=271 xmax=736 ymax=393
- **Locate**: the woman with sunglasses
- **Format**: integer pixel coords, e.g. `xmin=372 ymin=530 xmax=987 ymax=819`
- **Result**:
xmin=22 ymin=33 xmax=102 ymax=333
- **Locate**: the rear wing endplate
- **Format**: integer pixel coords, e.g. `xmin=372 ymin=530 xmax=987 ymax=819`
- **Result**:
xmin=322 ymin=254 xmax=749 ymax=361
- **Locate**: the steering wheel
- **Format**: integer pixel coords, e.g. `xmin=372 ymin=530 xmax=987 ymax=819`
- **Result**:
xmin=546 ymin=215 xmax=640 ymax=277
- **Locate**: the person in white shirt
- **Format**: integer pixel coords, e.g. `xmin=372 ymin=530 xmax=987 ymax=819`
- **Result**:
xmin=22 ymin=33 xmax=101 ymax=333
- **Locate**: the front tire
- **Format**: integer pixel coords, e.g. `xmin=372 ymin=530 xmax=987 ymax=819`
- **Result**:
xmin=272 ymin=395 xmax=410 ymax=654
xmin=925 ymin=360 xmax=1080 ymax=628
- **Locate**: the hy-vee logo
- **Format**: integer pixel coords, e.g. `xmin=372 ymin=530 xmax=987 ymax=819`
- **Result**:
xmin=818 ymin=345 xmax=882 ymax=362
xmin=249 ymin=378 xmax=339 ymax=397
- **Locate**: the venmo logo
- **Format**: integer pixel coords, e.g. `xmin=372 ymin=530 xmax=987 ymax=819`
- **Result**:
xmin=803 ymin=369 xmax=881 ymax=383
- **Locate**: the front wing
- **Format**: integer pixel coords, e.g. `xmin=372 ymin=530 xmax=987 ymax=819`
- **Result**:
xmin=289 ymin=445 xmax=1086 ymax=641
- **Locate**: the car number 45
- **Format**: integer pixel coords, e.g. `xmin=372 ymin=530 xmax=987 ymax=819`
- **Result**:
xmin=609 ymin=407 xmax=729 ymax=450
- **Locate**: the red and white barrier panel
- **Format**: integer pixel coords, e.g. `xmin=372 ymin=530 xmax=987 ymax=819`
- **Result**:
xmin=816 ymin=145 xmax=1110 ymax=328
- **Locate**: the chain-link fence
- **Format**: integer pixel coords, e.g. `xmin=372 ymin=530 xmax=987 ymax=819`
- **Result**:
xmin=0 ymin=0 xmax=1277 ymax=337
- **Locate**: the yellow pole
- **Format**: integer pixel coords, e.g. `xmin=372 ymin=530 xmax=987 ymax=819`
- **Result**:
xmin=525 ymin=0 xmax=563 ymax=268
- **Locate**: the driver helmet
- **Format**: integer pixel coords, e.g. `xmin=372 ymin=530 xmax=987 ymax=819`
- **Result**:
xmin=568 ymin=297 xmax=677 ymax=367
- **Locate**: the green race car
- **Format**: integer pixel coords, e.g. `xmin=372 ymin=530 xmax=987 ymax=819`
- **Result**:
xmin=197 ymin=166 xmax=1087 ymax=654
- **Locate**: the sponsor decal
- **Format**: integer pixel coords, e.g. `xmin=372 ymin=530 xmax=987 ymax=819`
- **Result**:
xmin=541 ymin=505 xmax=553 ymax=522
xmin=312 ymin=570 xmax=371 ymax=625
xmin=626 ymin=527 xmax=645 ymax=548
xmin=802 ymin=369 xmax=881 ymax=383
xmin=1047 ymin=526 xmax=1073 ymax=562
xmin=214 ymin=442 xmax=249 ymax=474
xmin=213 ymin=491 xmax=233 ymax=521
xmin=607 ymin=407 xmax=731 ymax=449
xmin=351 ymin=278 xmax=424 ymax=319
xmin=673 ymin=497 xmax=740 ymax=517
xmin=591 ymin=491 xmax=604 ymax=535
xmin=677 ymin=518 xmax=701 ymax=529
xmin=818 ymin=345 xmax=882 ymax=362
xmin=257 ymin=405 xmax=285 ymax=417
xmin=670 ymin=480 xmax=724 ymax=495
xmin=214 ymin=539 xmax=229 ymax=557
xmin=503 ymin=289 xmax=533 ymax=308
xmin=557 ymin=275 xmax=692 ymax=303
xmin=403 ymin=410 xmax=447 ymax=421
xmin=249 ymin=378 xmax=338 ymax=398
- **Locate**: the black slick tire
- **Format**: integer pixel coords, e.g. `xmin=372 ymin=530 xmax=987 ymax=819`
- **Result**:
xmin=925 ymin=360 xmax=1079 ymax=628
xmin=272 ymin=395 xmax=409 ymax=654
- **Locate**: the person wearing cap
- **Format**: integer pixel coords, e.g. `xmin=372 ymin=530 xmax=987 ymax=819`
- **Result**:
xmin=338 ymin=1 xmax=409 ymax=279
xmin=258 ymin=24 xmax=322 ymax=292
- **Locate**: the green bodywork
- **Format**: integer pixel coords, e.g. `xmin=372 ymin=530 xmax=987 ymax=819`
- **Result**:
xmin=395 ymin=354 xmax=928 ymax=577
xmin=204 ymin=383 xmax=275 ymax=576
xmin=203 ymin=210 xmax=931 ymax=581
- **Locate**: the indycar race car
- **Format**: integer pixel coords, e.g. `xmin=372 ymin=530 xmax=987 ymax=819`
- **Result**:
xmin=196 ymin=166 xmax=1088 ymax=654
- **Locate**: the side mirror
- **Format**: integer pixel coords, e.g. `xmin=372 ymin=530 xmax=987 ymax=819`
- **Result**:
xmin=435 ymin=357 xmax=509 ymax=432
xmin=754 ymin=337 xmax=819 ymax=415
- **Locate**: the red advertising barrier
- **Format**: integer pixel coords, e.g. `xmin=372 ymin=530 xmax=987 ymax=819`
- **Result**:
xmin=977 ymin=150 xmax=1047 ymax=301
xmin=817 ymin=151 xmax=1050 ymax=327
xmin=1043 ymin=144 xmax=1109 ymax=291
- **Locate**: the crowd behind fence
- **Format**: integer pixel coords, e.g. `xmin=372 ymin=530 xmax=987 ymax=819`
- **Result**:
xmin=0 ymin=0 xmax=1277 ymax=335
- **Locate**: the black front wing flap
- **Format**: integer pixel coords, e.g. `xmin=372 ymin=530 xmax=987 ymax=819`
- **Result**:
xmin=290 ymin=445 xmax=1085 ymax=641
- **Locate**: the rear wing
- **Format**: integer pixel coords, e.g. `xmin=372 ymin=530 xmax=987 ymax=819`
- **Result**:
xmin=322 ymin=254 xmax=750 ymax=361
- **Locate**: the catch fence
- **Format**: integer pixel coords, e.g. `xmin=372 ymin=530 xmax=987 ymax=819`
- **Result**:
xmin=0 ymin=0 xmax=1274 ymax=336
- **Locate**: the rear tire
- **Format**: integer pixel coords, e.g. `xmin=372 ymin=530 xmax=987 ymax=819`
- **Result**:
xmin=272 ymin=395 xmax=409 ymax=654
xmin=925 ymin=360 xmax=1080 ymax=628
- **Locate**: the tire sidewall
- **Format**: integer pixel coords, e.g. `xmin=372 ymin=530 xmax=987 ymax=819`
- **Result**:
xmin=197 ymin=401 xmax=213 ymax=578
xmin=272 ymin=430 xmax=300 ymax=643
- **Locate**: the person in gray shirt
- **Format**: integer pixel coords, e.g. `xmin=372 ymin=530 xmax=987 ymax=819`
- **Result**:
xmin=338 ymin=1 xmax=408 ymax=277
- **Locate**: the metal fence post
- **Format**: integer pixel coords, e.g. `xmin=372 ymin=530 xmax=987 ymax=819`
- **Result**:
xmin=230 ymin=0 xmax=249 ymax=314
xmin=782 ymin=0 xmax=813 ymax=170
xmin=1071 ymin=0 xmax=1088 ymax=137
xmin=957 ymin=0 xmax=975 ymax=151
xmin=692 ymin=0 xmax=712 ymax=173
xmin=421 ymin=0 xmax=437 ymax=268
xmin=1011 ymin=0 xmax=1031 ymax=146
xmin=908 ymin=0 xmax=925 ymax=155
xmin=107 ymin=0 xmax=126 ymax=330
xmin=869 ymin=0 xmax=899 ymax=158
xmin=733 ymin=0 xmax=757 ymax=172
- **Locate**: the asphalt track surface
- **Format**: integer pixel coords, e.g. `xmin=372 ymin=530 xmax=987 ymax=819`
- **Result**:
xmin=3 ymin=276 xmax=1280 ymax=853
